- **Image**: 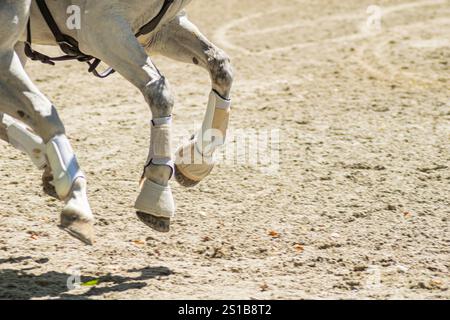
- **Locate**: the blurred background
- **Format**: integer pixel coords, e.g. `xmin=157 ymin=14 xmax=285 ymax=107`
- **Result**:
xmin=0 ymin=0 xmax=449 ymax=299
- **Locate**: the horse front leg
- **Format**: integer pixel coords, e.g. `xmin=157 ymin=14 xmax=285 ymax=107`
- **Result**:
xmin=0 ymin=42 xmax=56 ymax=189
xmin=0 ymin=112 xmax=56 ymax=197
xmin=0 ymin=0 xmax=94 ymax=244
xmin=149 ymin=12 xmax=234 ymax=187
xmin=82 ymin=12 xmax=175 ymax=232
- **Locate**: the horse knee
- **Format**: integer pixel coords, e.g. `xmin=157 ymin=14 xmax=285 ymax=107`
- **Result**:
xmin=25 ymin=104 xmax=65 ymax=142
xmin=0 ymin=86 xmax=64 ymax=142
xmin=38 ymin=106 xmax=65 ymax=140
xmin=208 ymin=50 xmax=234 ymax=97
xmin=142 ymin=76 xmax=174 ymax=118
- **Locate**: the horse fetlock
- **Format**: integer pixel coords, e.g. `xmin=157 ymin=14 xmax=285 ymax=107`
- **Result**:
xmin=42 ymin=165 xmax=57 ymax=199
xmin=45 ymin=134 xmax=95 ymax=244
xmin=60 ymin=177 xmax=95 ymax=245
xmin=62 ymin=177 xmax=93 ymax=221
xmin=144 ymin=164 xmax=172 ymax=187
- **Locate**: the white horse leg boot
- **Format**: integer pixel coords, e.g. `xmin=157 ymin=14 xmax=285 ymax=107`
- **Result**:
xmin=135 ymin=116 xmax=175 ymax=233
xmin=3 ymin=116 xmax=56 ymax=197
xmin=46 ymin=134 xmax=95 ymax=244
xmin=2 ymin=114 xmax=47 ymax=169
xmin=175 ymin=90 xmax=231 ymax=187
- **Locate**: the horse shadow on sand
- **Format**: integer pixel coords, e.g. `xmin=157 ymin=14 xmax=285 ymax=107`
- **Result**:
xmin=0 ymin=256 xmax=172 ymax=299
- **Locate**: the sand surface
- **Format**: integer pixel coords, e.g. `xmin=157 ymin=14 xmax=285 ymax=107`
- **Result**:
xmin=0 ymin=0 xmax=449 ymax=299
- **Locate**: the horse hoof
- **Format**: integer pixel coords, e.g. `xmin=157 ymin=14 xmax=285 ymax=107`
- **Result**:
xmin=136 ymin=212 xmax=170 ymax=233
xmin=59 ymin=207 xmax=95 ymax=245
xmin=134 ymin=179 xmax=174 ymax=233
xmin=174 ymin=164 xmax=201 ymax=188
xmin=42 ymin=166 xmax=58 ymax=199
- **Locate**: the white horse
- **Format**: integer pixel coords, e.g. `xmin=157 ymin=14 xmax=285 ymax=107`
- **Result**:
xmin=0 ymin=0 xmax=233 ymax=245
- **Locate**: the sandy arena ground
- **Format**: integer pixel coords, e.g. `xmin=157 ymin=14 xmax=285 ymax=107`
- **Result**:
xmin=0 ymin=0 xmax=449 ymax=299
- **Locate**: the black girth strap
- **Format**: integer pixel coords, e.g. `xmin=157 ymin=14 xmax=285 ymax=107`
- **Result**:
xmin=25 ymin=0 xmax=174 ymax=78
xmin=136 ymin=0 xmax=175 ymax=37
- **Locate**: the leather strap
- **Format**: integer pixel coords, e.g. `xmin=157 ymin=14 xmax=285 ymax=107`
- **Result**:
xmin=24 ymin=0 xmax=115 ymax=78
xmin=136 ymin=0 xmax=175 ymax=37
